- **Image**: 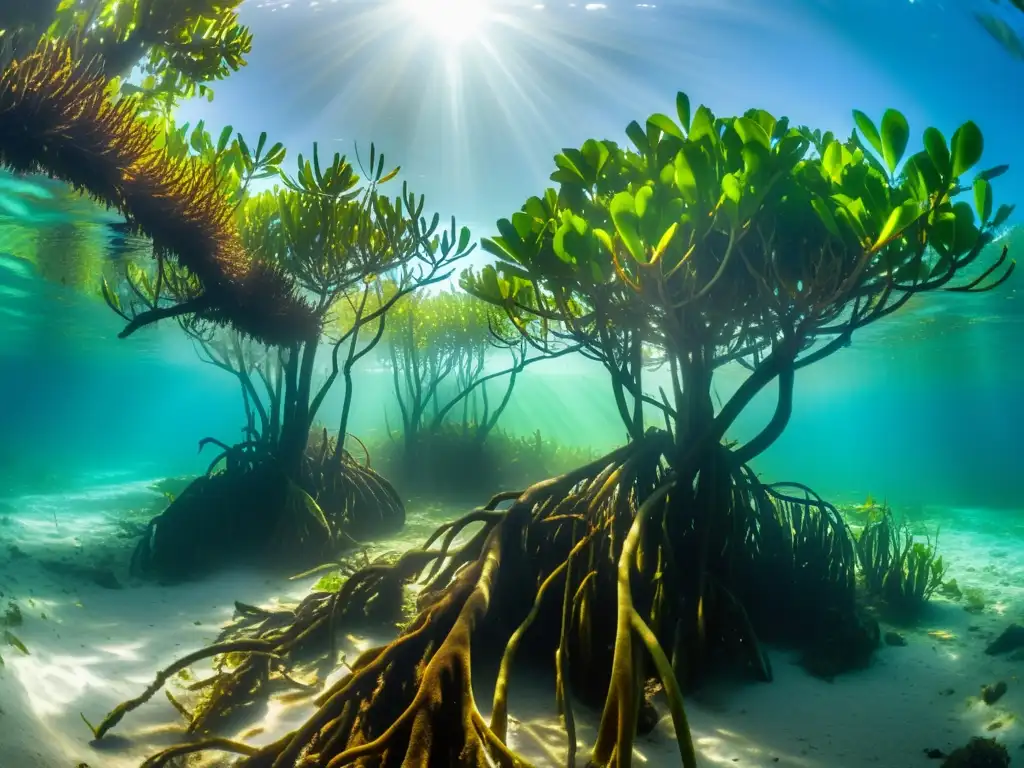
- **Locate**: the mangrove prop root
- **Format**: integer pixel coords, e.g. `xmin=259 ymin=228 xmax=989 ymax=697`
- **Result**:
xmin=84 ymin=639 xmax=276 ymax=740
xmin=101 ymin=439 xmax=700 ymax=767
xmin=275 ymin=518 xmax=521 ymax=768
xmin=107 ymin=433 xmax=853 ymax=768
xmin=0 ymin=37 xmax=318 ymax=345
xmin=87 ymin=496 xmax=520 ymax=741
xmin=591 ymin=480 xmax=697 ymax=768
xmin=139 ymin=737 xmax=261 ymax=768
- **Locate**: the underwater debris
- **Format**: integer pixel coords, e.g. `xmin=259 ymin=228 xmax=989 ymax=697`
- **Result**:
xmin=0 ymin=38 xmax=318 ymax=346
xmin=939 ymin=578 xmax=963 ymax=600
xmin=981 ymin=681 xmax=1007 ymax=706
xmin=939 ymin=736 xmax=1009 ymax=767
xmin=963 ymin=586 xmax=987 ymax=613
xmin=3 ymin=629 xmax=28 ymax=655
xmin=884 ymin=630 xmax=907 ymax=646
xmin=986 ymin=623 xmax=1024 ymax=656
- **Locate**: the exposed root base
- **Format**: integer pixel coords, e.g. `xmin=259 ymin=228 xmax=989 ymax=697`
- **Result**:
xmin=96 ymin=431 xmax=864 ymax=768
xmin=132 ymin=437 xmax=405 ymax=583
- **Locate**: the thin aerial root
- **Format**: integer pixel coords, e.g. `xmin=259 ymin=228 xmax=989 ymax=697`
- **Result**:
xmin=419 ymin=508 xmax=506 ymax=584
xmin=289 ymin=561 xmax=344 ymax=580
xmin=491 ymin=532 xmax=594 ymax=740
xmin=139 ymin=737 xmax=260 ymax=768
xmin=592 ymin=480 xmax=675 ymax=768
xmin=85 ymin=639 xmax=276 ymax=740
xmin=557 ymin=521 xmax=581 ymax=768
xmin=474 ymin=711 xmax=535 ymax=768
xmin=629 ymin=612 xmax=697 ymax=768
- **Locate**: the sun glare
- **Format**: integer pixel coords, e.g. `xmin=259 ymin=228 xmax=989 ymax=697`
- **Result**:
xmin=404 ymin=0 xmax=490 ymax=44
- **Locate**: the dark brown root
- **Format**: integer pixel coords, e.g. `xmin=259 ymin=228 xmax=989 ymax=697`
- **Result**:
xmin=106 ymin=491 xmax=510 ymax=739
xmin=0 ymin=37 xmax=318 ymax=345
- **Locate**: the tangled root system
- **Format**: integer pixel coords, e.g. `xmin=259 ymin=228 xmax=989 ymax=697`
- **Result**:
xmin=93 ymin=430 xmax=861 ymax=768
xmin=0 ymin=37 xmax=318 ymax=345
xmin=131 ymin=436 xmax=406 ymax=582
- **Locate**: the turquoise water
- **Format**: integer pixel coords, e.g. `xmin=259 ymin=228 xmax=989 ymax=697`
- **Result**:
xmin=2 ymin=211 xmax=1020 ymax=509
xmin=3 ymin=2 xmax=1024 ymax=767
xmin=0 ymin=1 xmax=1020 ymax=511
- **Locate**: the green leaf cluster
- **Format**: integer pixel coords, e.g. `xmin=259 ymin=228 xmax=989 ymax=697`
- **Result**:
xmin=237 ymin=144 xmax=475 ymax=312
xmin=463 ymin=92 xmax=1011 ymax=372
xmin=46 ymin=0 xmax=252 ymax=112
xmin=388 ymin=289 xmax=508 ymax=354
xmin=385 ymin=289 xmax=511 ymax=433
xmin=151 ymin=119 xmax=287 ymax=206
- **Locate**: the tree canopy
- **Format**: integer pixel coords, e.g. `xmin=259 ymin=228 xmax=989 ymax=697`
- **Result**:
xmin=4 ymin=0 xmax=251 ymax=112
xmin=463 ymin=95 xmax=1015 ymax=453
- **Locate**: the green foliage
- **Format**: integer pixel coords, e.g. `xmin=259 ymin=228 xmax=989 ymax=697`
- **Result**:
xmin=154 ymin=120 xmax=287 ymax=206
xmin=975 ymin=11 xmax=1024 ymax=61
xmin=313 ymin=570 xmax=344 ymax=592
xmin=462 ymin=94 xmax=1013 ymax=443
xmin=45 ymin=0 xmax=252 ymax=112
xmin=240 ymin=144 xmax=475 ymax=311
xmin=854 ymin=503 xmax=947 ymax=616
xmin=100 ymin=118 xmax=288 ymax=321
xmin=104 ymin=126 xmax=477 ymax=489
xmin=384 ymin=289 xmax=521 ymax=448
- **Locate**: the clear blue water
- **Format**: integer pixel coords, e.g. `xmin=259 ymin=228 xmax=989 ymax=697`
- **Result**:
xmin=3 ymin=3 xmax=1024 ymax=767
xmin=1 ymin=0 xmax=1021 ymax=513
xmin=2 ymin=215 xmax=1020 ymax=510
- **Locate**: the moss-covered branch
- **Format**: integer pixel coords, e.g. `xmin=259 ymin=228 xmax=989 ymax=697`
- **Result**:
xmin=0 ymin=38 xmax=319 ymax=346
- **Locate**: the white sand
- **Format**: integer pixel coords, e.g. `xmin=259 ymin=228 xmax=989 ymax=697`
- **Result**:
xmin=0 ymin=482 xmax=1021 ymax=767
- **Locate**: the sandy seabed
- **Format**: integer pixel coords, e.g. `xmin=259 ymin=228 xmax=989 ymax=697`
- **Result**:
xmin=1 ymin=481 xmax=1022 ymax=768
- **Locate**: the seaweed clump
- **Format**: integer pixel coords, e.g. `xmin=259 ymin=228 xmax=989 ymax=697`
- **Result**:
xmin=0 ymin=37 xmax=318 ymax=346
xmin=855 ymin=502 xmax=947 ymax=617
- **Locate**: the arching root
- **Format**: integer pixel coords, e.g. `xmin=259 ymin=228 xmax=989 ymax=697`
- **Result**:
xmin=92 ymin=494 xmax=512 ymax=738
xmin=96 ymin=431 xmax=857 ymax=768
xmin=82 ymin=640 xmax=278 ymax=740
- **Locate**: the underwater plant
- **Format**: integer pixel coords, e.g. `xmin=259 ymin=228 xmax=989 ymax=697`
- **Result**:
xmin=378 ymin=287 xmax=580 ymax=494
xmin=2 ymin=0 xmax=251 ymax=112
xmin=384 ymin=289 xmax=519 ymax=447
xmin=114 ymin=140 xmax=476 ymax=581
xmin=89 ymin=93 xmax=1014 ymax=767
xmin=855 ymin=503 xmax=948 ymax=616
xmin=0 ymin=38 xmax=318 ymax=346
xmin=0 ymin=31 xmax=471 ymax=580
